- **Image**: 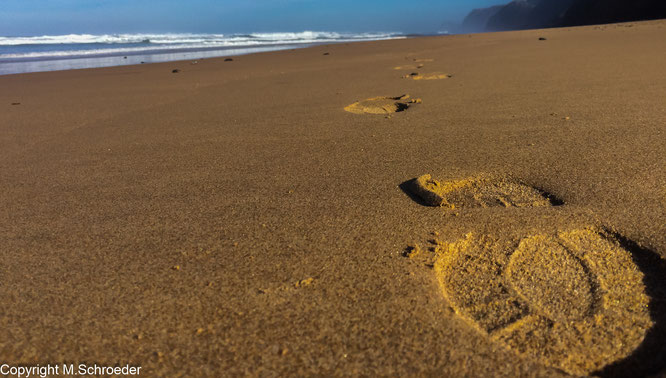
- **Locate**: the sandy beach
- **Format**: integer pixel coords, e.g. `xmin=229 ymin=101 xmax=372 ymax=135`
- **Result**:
xmin=1 ymin=20 xmax=665 ymax=376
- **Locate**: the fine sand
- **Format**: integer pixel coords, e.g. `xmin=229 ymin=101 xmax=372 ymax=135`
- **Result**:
xmin=1 ymin=20 xmax=665 ymax=377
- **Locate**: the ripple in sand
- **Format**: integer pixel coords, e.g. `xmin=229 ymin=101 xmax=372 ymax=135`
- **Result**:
xmin=344 ymin=95 xmax=421 ymax=115
xmin=435 ymin=229 xmax=654 ymax=376
xmin=407 ymin=174 xmax=561 ymax=208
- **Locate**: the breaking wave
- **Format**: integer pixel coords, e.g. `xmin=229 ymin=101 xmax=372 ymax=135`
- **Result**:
xmin=0 ymin=31 xmax=404 ymax=60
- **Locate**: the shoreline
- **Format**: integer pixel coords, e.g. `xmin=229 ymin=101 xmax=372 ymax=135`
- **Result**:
xmin=0 ymin=34 xmax=412 ymax=76
xmin=0 ymin=43 xmax=315 ymax=76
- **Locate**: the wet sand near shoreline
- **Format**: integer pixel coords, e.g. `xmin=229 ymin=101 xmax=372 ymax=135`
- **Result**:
xmin=1 ymin=20 xmax=665 ymax=376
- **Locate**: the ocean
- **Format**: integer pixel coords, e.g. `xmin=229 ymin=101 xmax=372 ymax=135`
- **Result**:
xmin=0 ymin=31 xmax=405 ymax=75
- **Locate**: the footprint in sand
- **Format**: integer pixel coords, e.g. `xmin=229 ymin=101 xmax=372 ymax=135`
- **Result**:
xmin=393 ymin=64 xmax=425 ymax=70
xmin=344 ymin=95 xmax=421 ymax=115
xmin=404 ymin=72 xmax=452 ymax=80
xmin=407 ymin=174 xmax=561 ymax=208
xmin=433 ymin=229 xmax=657 ymax=376
xmin=393 ymin=57 xmax=435 ymax=71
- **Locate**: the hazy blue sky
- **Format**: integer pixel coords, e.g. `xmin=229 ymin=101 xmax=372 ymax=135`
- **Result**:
xmin=0 ymin=0 xmax=506 ymax=36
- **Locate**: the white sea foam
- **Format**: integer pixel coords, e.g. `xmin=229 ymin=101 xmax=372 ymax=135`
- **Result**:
xmin=0 ymin=32 xmax=404 ymax=60
xmin=0 ymin=31 xmax=400 ymax=46
xmin=0 ymin=31 xmax=406 ymax=75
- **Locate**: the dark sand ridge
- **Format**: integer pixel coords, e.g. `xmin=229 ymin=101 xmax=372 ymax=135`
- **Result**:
xmin=1 ymin=20 xmax=665 ymax=376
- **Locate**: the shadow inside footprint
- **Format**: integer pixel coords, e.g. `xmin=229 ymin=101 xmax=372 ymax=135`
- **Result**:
xmin=403 ymin=174 xmax=563 ymax=208
xmin=594 ymin=234 xmax=666 ymax=377
xmin=399 ymin=180 xmax=432 ymax=207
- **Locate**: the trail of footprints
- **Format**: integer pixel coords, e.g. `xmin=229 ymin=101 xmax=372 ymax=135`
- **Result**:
xmin=342 ymin=52 xmax=664 ymax=373
xmin=405 ymin=173 xmax=663 ymax=375
xmin=344 ymin=57 xmax=448 ymax=115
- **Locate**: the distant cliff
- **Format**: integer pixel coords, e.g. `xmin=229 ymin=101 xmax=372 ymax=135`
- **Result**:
xmin=460 ymin=5 xmax=503 ymax=33
xmin=461 ymin=0 xmax=666 ymax=33
xmin=522 ymin=0 xmax=577 ymax=29
xmin=486 ymin=0 xmax=539 ymax=31
xmin=560 ymin=0 xmax=666 ymax=26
